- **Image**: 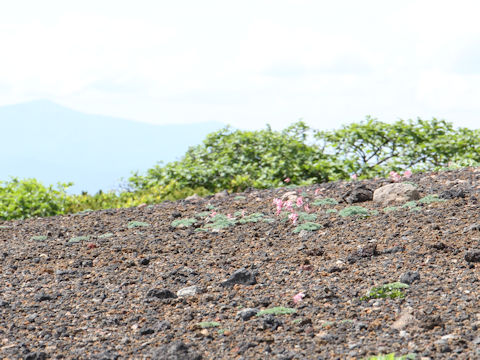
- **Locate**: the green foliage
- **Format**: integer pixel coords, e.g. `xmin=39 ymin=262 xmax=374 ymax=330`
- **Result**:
xmin=313 ymin=198 xmax=338 ymax=206
xmin=383 ymin=206 xmax=399 ymax=212
xmin=68 ymin=236 xmax=90 ymax=243
xmin=196 ymin=321 xmax=220 ymax=328
xmin=297 ymin=212 xmax=317 ymax=222
xmin=237 ymin=212 xmax=265 ymax=224
xmin=0 ymin=177 xmax=72 ymax=220
xmin=128 ymin=122 xmax=341 ymax=193
xmin=314 ymin=117 xmax=480 ymax=178
xmin=3 ymin=118 xmax=480 ymax=220
xmin=171 ymin=218 xmax=197 ymax=228
xmin=31 ymin=235 xmax=47 ymax=241
xmin=256 ymin=307 xmax=297 ymax=316
xmin=418 ymin=194 xmax=445 ymax=204
xmin=339 ymin=206 xmax=369 ymax=217
xmin=326 ymin=209 xmax=338 ymax=214
xmin=98 ymin=233 xmax=114 ymax=238
xmin=364 ymin=353 xmax=416 ymax=360
xmin=293 ymin=222 xmax=322 ymax=233
xmin=127 ymin=221 xmax=150 ymax=229
xmin=200 ymin=214 xmax=236 ymax=230
xmin=360 ymin=282 xmax=409 ymax=301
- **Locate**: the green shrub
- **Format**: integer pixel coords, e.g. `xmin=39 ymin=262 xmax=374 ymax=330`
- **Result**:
xmin=339 ymin=206 xmax=369 ymax=217
xmin=196 ymin=321 xmax=220 ymax=328
xmin=238 ymin=212 xmax=264 ymax=224
xmin=256 ymin=307 xmax=297 ymax=316
xmin=326 ymin=209 xmax=338 ymax=214
xmin=313 ymin=198 xmax=338 ymax=206
xmin=127 ymin=221 xmax=150 ymax=229
xmin=360 ymin=282 xmax=409 ymax=301
xmin=68 ymin=236 xmax=90 ymax=243
xmin=364 ymin=353 xmax=416 ymax=360
xmin=297 ymin=212 xmax=317 ymax=222
xmin=0 ymin=177 xmax=72 ymax=220
xmin=171 ymin=218 xmax=197 ymax=228
xmin=31 ymin=235 xmax=47 ymax=241
xmin=293 ymin=222 xmax=322 ymax=233
xmin=418 ymin=194 xmax=445 ymax=204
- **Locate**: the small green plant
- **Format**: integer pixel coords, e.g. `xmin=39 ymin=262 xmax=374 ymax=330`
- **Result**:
xmin=298 ymin=212 xmax=317 ymax=222
xmin=127 ymin=221 xmax=150 ymax=229
xmin=339 ymin=206 xmax=369 ymax=218
xmin=68 ymin=236 xmax=90 ymax=243
xmin=0 ymin=225 xmax=11 ymax=229
xmin=293 ymin=222 xmax=322 ymax=233
xmin=291 ymin=318 xmax=303 ymax=325
xmin=313 ymin=198 xmax=338 ymax=206
xmin=196 ymin=321 xmax=220 ymax=328
xmin=195 ymin=211 xmax=211 ymax=218
xmin=418 ymin=194 xmax=445 ymax=204
xmin=383 ymin=206 xmax=399 ymax=212
xmin=238 ymin=212 xmax=264 ymax=224
xmin=234 ymin=195 xmax=246 ymax=200
xmin=202 ymin=214 xmax=236 ymax=230
xmin=402 ymin=201 xmax=417 ymax=208
xmin=98 ymin=233 xmax=114 ymax=238
xmin=256 ymin=307 xmax=297 ymax=316
xmin=31 ymin=235 xmax=47 ymax=241
xmin=326 ymin=208 xmax=338 ymax=214
xmin=206 ymin=204 xmax=216 ymax=210
xmin=364 ymin=353 xmax=416 ymax=360
xmin=360 ymin=282 xmax=409 ymax=301
xmin=171 ymin=218 xmax=197 ymax=228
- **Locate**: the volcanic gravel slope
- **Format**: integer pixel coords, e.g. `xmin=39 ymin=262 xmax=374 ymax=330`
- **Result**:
xmin=1 ymin=168 xmax=480 ymax=360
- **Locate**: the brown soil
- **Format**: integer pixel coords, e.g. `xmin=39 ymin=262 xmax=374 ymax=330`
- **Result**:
xmin=1 ymin=168 xmax=479 ymax=360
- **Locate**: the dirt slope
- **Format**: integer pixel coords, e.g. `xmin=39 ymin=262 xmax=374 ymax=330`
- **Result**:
xmin=0 ymin=168 xmax=479 ymax=359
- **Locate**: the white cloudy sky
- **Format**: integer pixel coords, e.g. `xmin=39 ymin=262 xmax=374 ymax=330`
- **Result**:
xmin=1 ymin=0 xmax=480 ymax=130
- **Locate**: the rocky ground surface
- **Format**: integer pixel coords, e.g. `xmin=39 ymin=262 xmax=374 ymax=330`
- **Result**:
xmin=1 ymin=167 xmax=480 ymax=360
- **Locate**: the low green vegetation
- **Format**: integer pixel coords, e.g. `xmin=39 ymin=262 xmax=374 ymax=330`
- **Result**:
xmin=339 ymin=206 xmax=370 ymax=218
xmin=364 ymin=353 xmax=416 ymax=360
xmin=256 ymin=307 xmax=297 ymax=316
xmin=171 ymin=218 xmax=197 ymax=228
xmin=418 ymin=194 xmax=445 ymax=204
xmin=313 ymin=198 xmax=338 ymax=206
xmin=127 ymin=221 xmax=150 ymax=229
xmin=68 ymin=236 xmax=90 ymax=243
xmin=360 ymin=282 xmax=409 ymax=301
xmin=293 ymin=222 xmax=322 ymax=233
xmin=1 ymin=118 xmax=480 ymax=220
xmin=31 ymin=235 xmax=47 ymax=241
xmin=196 ymin=321 xmax=220 ymax=329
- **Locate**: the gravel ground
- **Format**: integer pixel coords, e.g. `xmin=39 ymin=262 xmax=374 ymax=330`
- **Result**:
xmin=1 ymin=167 xmax=479 ymax=360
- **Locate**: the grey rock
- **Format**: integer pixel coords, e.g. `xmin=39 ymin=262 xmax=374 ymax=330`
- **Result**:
xmin=440 ymin=188 xmax=466 ymax=199
xmin=151 ymin=341 xmax=202 ymax=360
xmin=373 ymin=183 xmax=420 ymax=204
xmin=146 ymin=288 xmax=177 ymax=299
xmin=177 ymin=285 xmax=200 ymax=297
xmin=465 ymin=250 xmax=480 ymax=263
xmin=342 ymin=185 xmax=373 ymax=204
xmin=220 ymin=267 xmax=257 ymax=287
xmin=399 ymin=271 xmax=420 ymax=285
xmin=237 ymin=308 xmax=259 ymax=321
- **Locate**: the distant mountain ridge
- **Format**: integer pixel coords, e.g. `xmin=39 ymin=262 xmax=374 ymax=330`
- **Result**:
xmin=0 ymin=100 xmax=226 ymax=194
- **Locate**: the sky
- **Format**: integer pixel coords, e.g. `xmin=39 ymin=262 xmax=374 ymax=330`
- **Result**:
xmin=1 ymin=0 xmax=480 ymax=131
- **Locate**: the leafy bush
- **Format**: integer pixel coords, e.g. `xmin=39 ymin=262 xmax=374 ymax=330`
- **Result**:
xmin=360 ymin=282 xmax=409 ymax=301
xmin=256 ymin=307 xmax=297 ymax=316
xmin=314 ymin=117 xmax=480 ymax=178
xmin=293 ymin=222 xmax=322 ymax=233
xmin=171 ymin=218 xmax=197 ymax=228
xmin=313 ymin=198 xmax=338 ymax=206
xmin=339 ymin=206 xmax=369 ymax=217
xmin=0 ymin=177 xmax=72 ymax=220
xmin=128 ymin=122 xmax=342 ymax=193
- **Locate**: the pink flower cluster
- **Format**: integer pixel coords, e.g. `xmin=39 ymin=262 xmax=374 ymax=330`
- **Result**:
xmin=389 ymin=169 xmax=412 ymax=182
xmin=273 ymin=194 xmax=310 ymax=225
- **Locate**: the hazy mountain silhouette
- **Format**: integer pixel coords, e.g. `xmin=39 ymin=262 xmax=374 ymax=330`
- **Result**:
xmin=0 ymin=100 xmax=226 ymax=194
